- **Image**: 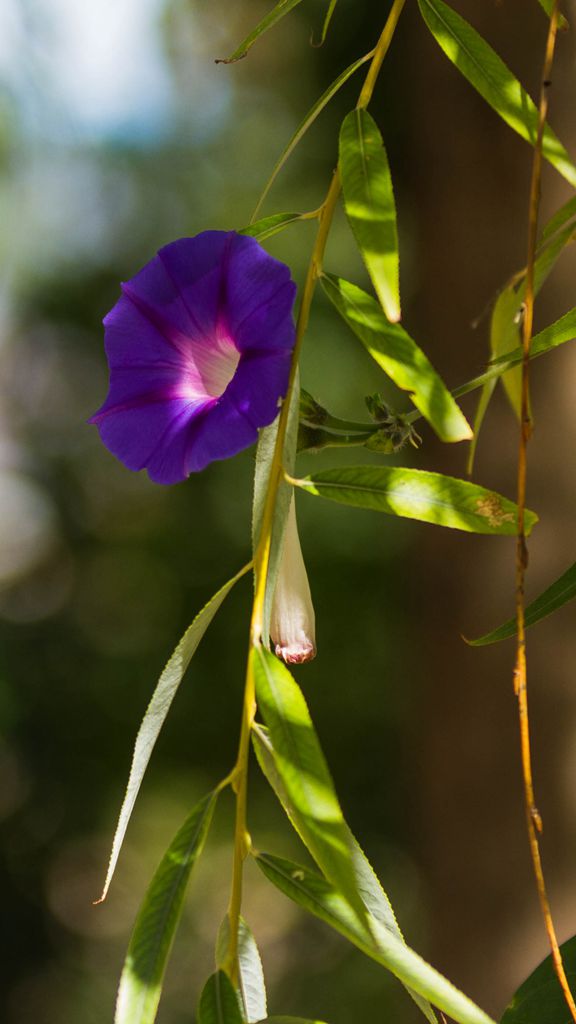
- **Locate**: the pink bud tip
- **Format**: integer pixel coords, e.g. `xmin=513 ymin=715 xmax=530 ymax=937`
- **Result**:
xmin=274 ymin=641 xmax=316 ymax=665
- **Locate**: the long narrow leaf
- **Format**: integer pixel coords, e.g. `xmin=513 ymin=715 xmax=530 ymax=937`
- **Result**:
xmin=97 ymin=564 xmax=250 ymax=903
xmin=252 ymin=50 xmax=374 ymax=219
xmin=115 ymin=793 xmax=218 ymax=1024
xmin=216 ymin=917 xmax=267 ymax=1023
xmin=251 ymin=647 xmax=369 ymax=928
xmin=255 ymin=852 xmax=495 ymax=1024
xmin=322 ymin=274 xmax=471 ymax=442
xmin=483 ymin=222 xmax=574 ymax=431
xmin=465 ymin=376 xmax=496 ymax=476
xmin=417 ymin=0 xmax=576 ymax=188
xmin=451 ymin=305 xmax=576 ymax=404
xmin=252 ymin=382 xmax=299 ymax=647
xmin=313 ymin=0 xmax=339 ymax=46
xmin=469 ymin=560 xmax=576 ymax=646
xmin=252 ymin=726 xmax=401 ymax=934
xmin=252 ymin=725 xmax=436 ymax=1024
xmin=489 ymin=286 xmax=523 ymax=421
xmin=197 ymin=971 xmax=245 ymax=1024
xmin=239 ymin=213 xmax=311 ymax=243
xmin=539 ymin=195 xmax=576 ymax=244
xmin=292 ymin=465 xmax=537 ymax=535
xmin=339 ymin=109 xmax=401 ymax=323
xmin=217 ymin=0 xmax=305 ymax=64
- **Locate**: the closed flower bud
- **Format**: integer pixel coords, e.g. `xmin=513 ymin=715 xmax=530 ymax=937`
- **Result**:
xmin=270 ymin=494 xmax=316 ymax=665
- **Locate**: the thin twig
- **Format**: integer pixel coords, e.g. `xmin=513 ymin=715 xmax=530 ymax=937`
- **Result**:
xmin=514 ymin=2 xmax=576 ymax=1018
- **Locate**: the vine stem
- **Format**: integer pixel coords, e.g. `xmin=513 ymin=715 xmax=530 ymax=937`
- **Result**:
xmin=514 ymin=2 xmax=576 ymax=1018
xmin=224 ymin=0 xmax=406 ymax=982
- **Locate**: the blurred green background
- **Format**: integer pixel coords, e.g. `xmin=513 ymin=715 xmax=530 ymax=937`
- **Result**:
xmin=2 ymin=1 xmax=576 ymax=1022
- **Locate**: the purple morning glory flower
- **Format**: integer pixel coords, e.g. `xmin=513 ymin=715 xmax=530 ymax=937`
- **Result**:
xmin=90 ymin=231 xmax=296 ymax=484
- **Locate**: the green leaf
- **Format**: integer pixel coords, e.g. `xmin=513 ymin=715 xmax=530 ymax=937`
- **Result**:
xmin=116 ymin=793 xmax=218 ymax=1024
xmin=97 ymin=564 xmax=250 ymax=904
xmin=539 ymin=195 xmax=576 ymax=244
xmin=252 ymin=726 xmax=401 ymax=935
xmin=465 ymin=377 xmax=496 ymax=476
xmin=252 ymin=725 xmax=436 ymax=1024
xmin=536 ymin=0 xmax=569 ymax=31
xmin=255 ymin=853 xmax=495 ymax=1024
xmin=490 ymin=286 xmax=524 ymax=421
xmin=417 ymin=0 xmax=576 ymax=188
xmin=251 ymin=647 xmax=369 ymax=929
xmin=469 ymin=559 xmax=576 ymax=646
xmin=482 ymin=221 xmax=575 ymax=431
xmin=197 ymin=971 xmax=245 ymax=1024
xmin=252 ymin=381 xmax=300 ymax=647
xmin=216 ymin=0 xmax=305 ymax=64
xmin=533 ymin=222 xmax=576 ymax=291
xmin=239 ymin=213 xmax=310 ymax=243
xmin=313 ymin=0 xmax=339 ymax=46
xmin=451 ymin=305 xmax=576 ymax=403
xmin=322 ymin=274 xmax=471 ymax=443
xmin=529 ymin=305 xmax=576 ymax=359
xmin=216 ymin=917 xmax=267 ymax=1023
xmin=339 ymin=109 xmax=401 ymax=322
xmin=500 ymin=934 xmax=576 ymax=1023
xmin=252 ymin=50 xmax=374 ymax=219
xmin=292 ymin=465 xmax=537 ymax=536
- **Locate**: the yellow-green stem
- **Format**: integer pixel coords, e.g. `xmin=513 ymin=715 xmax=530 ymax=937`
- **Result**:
xmin=224 ymin=0 xmax=406 ymax=981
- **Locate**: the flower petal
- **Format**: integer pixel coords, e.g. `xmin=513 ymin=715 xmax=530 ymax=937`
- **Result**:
xmin=154 ymin=232 xmax=234 ymax=340
xmin=94 ymin=398 xmax=210 ymax=485
xmin=225 ymin=234 xmax=297 ymax=352
xmin=91 ymin=232 xmax=297 ymax=483
xmin=225 ymin=349 xmax=293 ymax=430
xmin=184 ymin=395 xmax=258 ymax=473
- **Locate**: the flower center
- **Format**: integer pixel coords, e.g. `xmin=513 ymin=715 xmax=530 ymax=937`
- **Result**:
xmin=180 ymin=331 xmax=241 ymax=401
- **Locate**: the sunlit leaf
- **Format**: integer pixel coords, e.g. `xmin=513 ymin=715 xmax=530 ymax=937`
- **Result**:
xmin=469 ymin=559 xmax=576 ymax=646
xmin=97 ymin=564 xmax=250 ymax=903
xmin=322 ymin=275 xmax=470 ymax=442
xmin=255 ymin=853 xmax=495 ymax=1024
xmin=115 ymin=793 xmax=218 ymax=1024
xmin=252 ymin=50 xmax=374 ymax=219
xmin=292 ymin=465 xmax=536 ymax=535
xmin=252 ymin=725 xmax=436 ymax=1024
xmin=500 ymin=934 xmax=576 ymax=1023
xmin=216 ymin=917 xmax=267 ymax=1023
xmin=197 ymin=971 xmax=245 ymax=1024
xmin=239 ymin=213 xmax=310 ymax=243
xmin=339 ymin=109 xmax=401 ymax=322
xmin=251 ymin=647 xmax=369 ymax=928
xmin=417 ymin=0 xmax=576 ymax=187
xmin=217 ymin=0 xmax=305 ymax=64
xmin=252 ymin=380 xmax=299 ymax=647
